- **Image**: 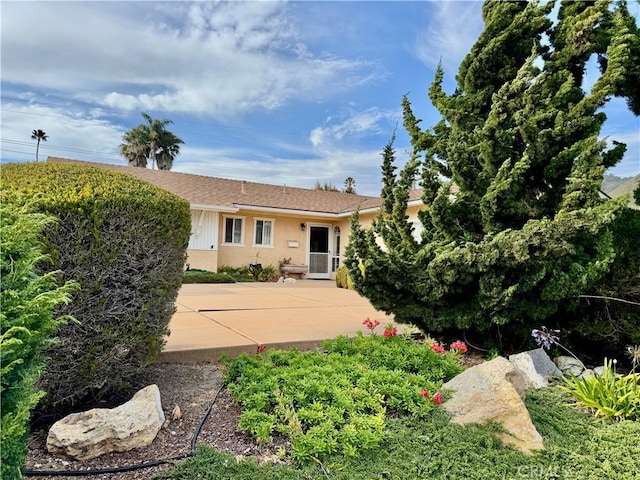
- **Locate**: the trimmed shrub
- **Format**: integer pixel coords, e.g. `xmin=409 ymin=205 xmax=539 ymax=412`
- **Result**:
xmin=1 ymin=205 xmax=77 ymax=479
xmin=1 ymin=162 xmax=191 ymax=412
xmin=182 ymin=269 xmax=237 ymax=284
xmin=335 ymin=265 xmax=349 ymax=289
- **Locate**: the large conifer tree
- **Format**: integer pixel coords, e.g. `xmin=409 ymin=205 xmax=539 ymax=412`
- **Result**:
xmin=346 ymin=0 xmax=639 ymax=341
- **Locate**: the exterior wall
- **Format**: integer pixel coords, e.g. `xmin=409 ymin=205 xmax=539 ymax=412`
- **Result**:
xmin=183 ymin=204 xmax=425 ymax=274
xmin=217 ymin=210 xmax=317 ymax=271
xmin=186 ymin=249 xmax=218 ymax=272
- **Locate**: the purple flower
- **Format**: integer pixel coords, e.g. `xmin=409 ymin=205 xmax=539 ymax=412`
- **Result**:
xmin=531 ymin=326 xmax=560 ymax=350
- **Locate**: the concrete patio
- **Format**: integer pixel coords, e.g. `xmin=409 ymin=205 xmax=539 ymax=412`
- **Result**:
xmin=157 ymin=280 xmax=394 ymax=363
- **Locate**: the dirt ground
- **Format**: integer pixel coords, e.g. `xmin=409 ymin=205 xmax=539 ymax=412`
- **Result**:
xmin=25 ymin=363 xmax=284 ymax=480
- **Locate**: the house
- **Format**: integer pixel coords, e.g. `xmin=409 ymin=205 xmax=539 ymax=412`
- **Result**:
xmin=48 ymin=157 xmax=425 ymax=279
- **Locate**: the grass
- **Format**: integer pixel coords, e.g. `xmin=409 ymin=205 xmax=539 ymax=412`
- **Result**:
xmin=158 ymin=336 xmax=640 ymax=480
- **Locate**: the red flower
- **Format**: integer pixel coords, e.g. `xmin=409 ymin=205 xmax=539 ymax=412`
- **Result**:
xmin=420 ymin=388 xmax=430 ymax=399
xmin=432 ymin=392 xmax=443 ymax=405
xmin=450 ymin=340 xmax=468 ymax=353
xmin=363 ymin=318 xmax=381 ymax=330
xmin=257 ymin=344 xmax=265 ymax=354
xmin=430 ymin=342 xmax=445 ymax=354
xmin=383 ymin=325 xmax=398 ymax=337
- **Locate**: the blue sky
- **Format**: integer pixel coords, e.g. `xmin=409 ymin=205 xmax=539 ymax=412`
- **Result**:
xmin=2 ymin=1 xmax=638 ymax=196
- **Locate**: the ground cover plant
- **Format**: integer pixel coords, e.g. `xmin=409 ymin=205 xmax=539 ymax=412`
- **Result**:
xmin=223 ymin=329 xmax=464 ymax=466
xmin=160 ymin=356 xmax=640 ymax=480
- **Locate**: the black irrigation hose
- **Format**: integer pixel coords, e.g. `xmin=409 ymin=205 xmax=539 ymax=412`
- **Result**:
xmin=24 ymin=384 xmax=225 ymax=477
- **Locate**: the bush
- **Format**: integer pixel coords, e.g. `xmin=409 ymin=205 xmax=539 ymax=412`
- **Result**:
xmin=335 ymin=265 xmax=360 ymax=290
xmin=248 ymin=264 xmax=279 ymax=282
xmin=182 ymin=269 xmax=237 ymax=284
xmin=1 ymin=205 xmax=77 ymax=479
xmin=560 ymin=207 xmax=640 ymax=357
xmin=335 ymin=265 xmax=349 ymax=289
xmin=1 ymin=162 xmax=191 ymax=413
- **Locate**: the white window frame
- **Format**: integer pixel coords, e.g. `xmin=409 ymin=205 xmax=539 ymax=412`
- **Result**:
xmin=222 ymin=215 xmax=245 ymax=246
xmin=253 ymin=218 xmax=274 ymax=247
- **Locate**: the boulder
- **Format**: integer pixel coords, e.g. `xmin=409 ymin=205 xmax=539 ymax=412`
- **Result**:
xmin=47 ymin=384 xmax=165 ymax=461
xmin=508 ymin=348 xmax=562 ymax=389
xmin=580 ymin=369 xmax=596 ymax=380
xmin=443 ymin=357 xmax=543 ymax=454
xmin=553 ymin=356 xmax=584 ymax=377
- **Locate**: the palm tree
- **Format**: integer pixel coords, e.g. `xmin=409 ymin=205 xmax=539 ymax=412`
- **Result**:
xmin=119 ymin=113 xmax=184 ymax=170
xmin=31 ymin=129 xmax=48 ymax=162
xmin=343 ymin=177 xmax=356 ymax=194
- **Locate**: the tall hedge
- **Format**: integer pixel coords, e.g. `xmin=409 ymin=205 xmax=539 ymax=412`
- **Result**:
xmin=1 ymin=205 xmax=77 ymax=479
xmin=1 ymin=162 xmax=191 ymax=412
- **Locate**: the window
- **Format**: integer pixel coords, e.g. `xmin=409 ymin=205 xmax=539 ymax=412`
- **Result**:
xmin=254 ymin=219 xmax=273 ymax=246
xmin=223 ymin=217 xmax=244 ymax=245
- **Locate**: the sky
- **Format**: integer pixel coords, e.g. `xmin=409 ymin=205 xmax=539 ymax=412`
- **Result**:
xmin=2 ymin=1 xmax=639 ymax=197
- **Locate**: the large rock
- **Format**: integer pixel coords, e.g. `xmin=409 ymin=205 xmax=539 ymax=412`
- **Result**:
xmin=508 ymin=348 xmax=562 ymax=389
xmin=443 ymin=357 xmax=543 ymax=454
xmin=47 ymin=384 xmax=165 ymax=461
xmin=553 ymin=356 xmax=585 ymax=377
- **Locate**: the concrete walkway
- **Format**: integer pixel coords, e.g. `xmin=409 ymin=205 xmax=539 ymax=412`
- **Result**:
xmin=157 ymin=280 xmax=394 ymax=363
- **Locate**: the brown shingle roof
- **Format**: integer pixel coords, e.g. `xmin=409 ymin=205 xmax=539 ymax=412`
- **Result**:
xmin=48 ymin=158 xmax=387 ymax=215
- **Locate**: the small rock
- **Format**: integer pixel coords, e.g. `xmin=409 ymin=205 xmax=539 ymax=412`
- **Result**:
xmin=508 ymin=348 xmax=562 ymax=389
xmin=172 ymin=405 xmax=182 ymax=420
xmin=47 ymin=384 xmax=164 ymax=461
xmin=554 ymin=356 xmax=584 ymax=376
xmin=594 ymin=366 xmax=605 ymax=377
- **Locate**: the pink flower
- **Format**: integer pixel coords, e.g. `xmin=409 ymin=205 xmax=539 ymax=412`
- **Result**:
xmin=362 ymin=318 xmax=381 ymax=333
xmin=432 ymin=392 xmax=443 ymax=405
xmin=430 ymin=342 xmax=445 ymax=354
xmin=257 ymin=344 xmax=265 ymax=354
xmin=450 ymin=340 xmax=468 ymax=353
xmin=383 ymin=324 xmax=398 ymax=337
xmin=420 ymin=388 xmax=430 ymax=399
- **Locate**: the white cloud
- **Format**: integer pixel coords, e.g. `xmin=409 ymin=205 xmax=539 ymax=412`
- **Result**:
xmin=173 ymin=145 xmax=391 ymax=196
xmin=0 ymin=102 xmax=395 ymax=196
xmin=309 ymin=108 xmax=398 ymax=150
xmin=2 ymin=2 xmax=375 ymax=118
xmin=415 ymin=1 xmax=484 ymax=73
xmin=1 ymin=102 xmax=124 ymax=164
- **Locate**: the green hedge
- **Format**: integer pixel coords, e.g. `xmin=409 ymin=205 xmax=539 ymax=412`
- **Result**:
xmin=183 ymin=269 xmax=237 ymax=284
xmin=0 ymin=205 xmax=78 ymax=479
xmin=1 ymin=162 xmax=191 ymax=412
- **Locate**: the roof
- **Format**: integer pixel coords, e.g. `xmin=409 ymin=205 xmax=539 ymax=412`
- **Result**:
xmin=48 ymin=157 xmax=410 ymax=216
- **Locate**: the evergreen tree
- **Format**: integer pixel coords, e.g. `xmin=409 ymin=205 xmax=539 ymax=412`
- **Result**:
xmin=346 ymin=0 xmax=639 ymax=343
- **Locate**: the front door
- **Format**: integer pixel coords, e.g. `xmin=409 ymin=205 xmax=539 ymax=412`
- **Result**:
xmin=308 ymin=226 xmax=330 ymax=279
